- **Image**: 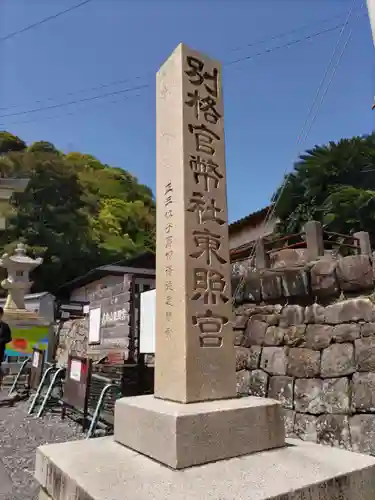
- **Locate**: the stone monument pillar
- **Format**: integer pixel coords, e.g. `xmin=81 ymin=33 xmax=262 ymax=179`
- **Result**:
xmin=34 ymin=44 xmax=375 ymax=500
xmin=155 ymin=42 xmax=235 ymax=403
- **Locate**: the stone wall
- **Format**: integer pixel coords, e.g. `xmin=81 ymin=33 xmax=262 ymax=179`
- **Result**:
xmin=54 ymin=317 xmax=153 ymax=409
xmin=234 ymin=291 xmax=375 ymax=455
xmin=233 ymin=252 xmax=375 ymax=304
xmin=55 ymin=319 xmax=88 ymax=367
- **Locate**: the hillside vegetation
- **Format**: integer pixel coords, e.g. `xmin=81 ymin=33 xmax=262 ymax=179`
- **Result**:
xmin=0 ymin=131 xmax=155 ymax=293
xmin=273 ymin=133 xmax=375 ymax=245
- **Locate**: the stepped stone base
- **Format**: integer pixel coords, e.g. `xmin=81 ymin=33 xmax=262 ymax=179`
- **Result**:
xmin=114 ymin=395 xmax=285 ymax=468
xmin=3 ymin=308 xmax=41 ymax=321
xmin=35 ymin=436 xmax=375 ymax=500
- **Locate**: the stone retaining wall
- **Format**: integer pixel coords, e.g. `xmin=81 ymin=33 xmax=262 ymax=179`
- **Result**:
xmin=232 ymin=253 xmax=375 ymax=304
xmin=234 ymin=297 xmax=375 ymax=455
xmin=55 ymin=319 xmax=88 ymax=367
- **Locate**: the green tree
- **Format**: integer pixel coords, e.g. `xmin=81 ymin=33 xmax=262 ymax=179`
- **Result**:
xmin=273 ymin=133 xmax=375 ymax=243
xmin=27 ymin=141 xmax=61 ymax=155
xmin=0 ymin=134 xmax=156 ymax=293
xmin=0 ymin=132 xmax=26 ymax=155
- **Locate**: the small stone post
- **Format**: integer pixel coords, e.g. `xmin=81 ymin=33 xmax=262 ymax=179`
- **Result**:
xmin=305 ymin=220 xmax=324 ymax=261
xmin=353 ymin=231 xmax=372 ymax=256
xmin=255 ymin=238 xmax=270 ymax=269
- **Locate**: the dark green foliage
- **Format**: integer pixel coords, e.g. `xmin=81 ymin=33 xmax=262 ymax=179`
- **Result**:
xmin=27 ymin=141 xmax=61 ymax=155
xmin=273 ymin=133 xmax=375 ymax=244
xmin=0 ymin=131 xmax=26 ymax=155
xmin=0 ymin=134 xmax=156 ymax=293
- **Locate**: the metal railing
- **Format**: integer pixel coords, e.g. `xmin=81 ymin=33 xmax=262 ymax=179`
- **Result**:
xmin=253 ymin=221 xmax=372 ymax=269
xmin=8 ymin=358 xmax=31 ymax=395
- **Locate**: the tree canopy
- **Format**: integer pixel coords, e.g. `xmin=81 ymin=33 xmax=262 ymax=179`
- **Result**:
xmin=273 ymin=133 xmax=375 ymax=243
xmin=0 ymin=131 xmax=155 ymax=293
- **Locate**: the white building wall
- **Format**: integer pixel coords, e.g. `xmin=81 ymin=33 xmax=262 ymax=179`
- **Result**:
xmin=367 ymin=0 xmax=375 ymax=47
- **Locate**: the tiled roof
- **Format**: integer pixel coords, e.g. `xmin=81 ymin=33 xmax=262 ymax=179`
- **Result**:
xmin=229 ymin=205 xmax=273 ymax=233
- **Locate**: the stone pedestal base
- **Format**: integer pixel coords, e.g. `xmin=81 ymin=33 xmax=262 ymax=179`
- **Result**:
xmin=114 ymin=395 xmax=285 ymax=468
xmin=3 ymin=308 xmax=42 ymax=321
xmin=35 ymin=436 xmax=375 ymax=500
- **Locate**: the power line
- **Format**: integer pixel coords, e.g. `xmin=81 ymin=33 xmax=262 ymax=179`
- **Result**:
xmin=0 ymin=11 xmax=360 ymax=114
xmin=297 ymin=1 xmax=359 ymax=147
xmin=301 ymin=26 xmax=354 ymax=144
xmin=0 ymin=83 xmax=149 ymax=120
xmin=0 ymin=19 xmax=355 ymax=124
xmin=0 ymin=0 xmax=94 ymax=43
xmin=2 ymin=94 xmax=144 ymax=129
xmin=225 ymin=16 xmax=362 ymax=67
xmin=0 ymin=72 xmax=153 ymax=113
xmin=261 ymin=3 xmax=359 ymax=232
xmin=227 ymin=8 xmax=362 ymax=54
xmin=232 ymin=0 xmax=358 ymax=302
xmin=0 ymin=92 xmax=144 ymax=128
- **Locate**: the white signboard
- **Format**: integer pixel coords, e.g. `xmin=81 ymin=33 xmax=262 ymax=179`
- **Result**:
xmin=32 ymin=350 xmax=39 ymax=368
xmin=140 ymin=289 xmax=155 ymax=354
xmin=70 ymin=359 xmax=82 ymax=382
xmin=88 ymin=307 xmax=101 ymax=344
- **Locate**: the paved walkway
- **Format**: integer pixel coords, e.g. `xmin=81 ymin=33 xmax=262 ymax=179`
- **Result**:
xmin=0 ymin=391 xmax=85 ymax=500
xmin=0 ymin=460 xmax=13 ymax=498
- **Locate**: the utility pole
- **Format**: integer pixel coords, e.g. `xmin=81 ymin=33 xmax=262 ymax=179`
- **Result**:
xmin=366 ymin=0 xmax=375 ymax=108
xmin=367 ymin=0 xmax=375 ymax=46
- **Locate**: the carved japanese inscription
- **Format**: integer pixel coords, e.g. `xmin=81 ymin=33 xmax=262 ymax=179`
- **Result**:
xmin=155 ymin=43 xmax=236 ymax=403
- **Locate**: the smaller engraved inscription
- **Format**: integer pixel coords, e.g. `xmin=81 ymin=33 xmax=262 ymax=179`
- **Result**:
xmin=165 ymin=235 xmax=173 ymax=249
xmin=163 ymin=181 xmax=176 ymax=338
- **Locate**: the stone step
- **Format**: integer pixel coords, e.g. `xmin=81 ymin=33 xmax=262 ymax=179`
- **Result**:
xmin=35 ymin=436 xmax=375 ymax=500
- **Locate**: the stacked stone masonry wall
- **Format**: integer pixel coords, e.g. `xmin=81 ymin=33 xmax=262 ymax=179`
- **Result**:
xmin=235 ymin=298 xmax=375 ymax=454
xmin=234 ymin=299 xmax=375 ymax=455
xmin=233 ymin=253 xmax=375 ymax=456
xmin=55 ymin=319 xmax=88 ymax=367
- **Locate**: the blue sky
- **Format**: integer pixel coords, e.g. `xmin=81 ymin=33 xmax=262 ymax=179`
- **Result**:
xmin=1 ymin=0 xmax=374 ymax=223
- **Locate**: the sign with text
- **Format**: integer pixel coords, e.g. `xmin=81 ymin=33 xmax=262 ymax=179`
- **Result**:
xmin=70 ymin=359 xmax=82 ymax=382
xmin=32 ymin=350 xmax=40 ymax=368
xmin=155 ymin=43 xmax=236 ymax=403
xmin=63 ymin=355 xmax=92 ymax=414
xmin=29 ymin=347 xmax=45 ymax=390
xmin=140 ymin=289 xmax=156 ymax=354
xmin=88 ymin=307 xmax=101 ymax=345
xmin=89 ymin=278 xmax=132 ymax=351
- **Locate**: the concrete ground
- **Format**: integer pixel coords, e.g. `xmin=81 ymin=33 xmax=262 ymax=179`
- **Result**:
xmin=0 ymin=390 xmax=85 ymax=500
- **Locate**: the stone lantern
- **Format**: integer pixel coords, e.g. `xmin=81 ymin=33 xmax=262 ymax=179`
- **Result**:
xmin=0 ymin=243 xmax=43 ymax=314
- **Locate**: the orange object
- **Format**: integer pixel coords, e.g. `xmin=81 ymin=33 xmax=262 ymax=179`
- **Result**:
xmin=12 ymin=338 xmax=28 ymax=350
